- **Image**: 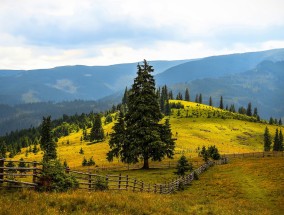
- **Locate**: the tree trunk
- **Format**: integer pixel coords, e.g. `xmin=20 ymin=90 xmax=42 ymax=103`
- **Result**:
xmin=142 ymin=158 xmax=149 ymax=169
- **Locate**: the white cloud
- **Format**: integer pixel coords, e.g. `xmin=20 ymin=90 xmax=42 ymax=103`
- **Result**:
xmin=0 ymin=0 xmax=284 ymax=69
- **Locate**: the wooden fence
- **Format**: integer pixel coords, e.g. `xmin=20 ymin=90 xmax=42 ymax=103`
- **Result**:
xmin=223 ymin=151 xmax=284 ymax=158
xmin=66 ymin=158 xmax=228 ymax=194
xmin=0 ymin=159 xmax=41 ymax=189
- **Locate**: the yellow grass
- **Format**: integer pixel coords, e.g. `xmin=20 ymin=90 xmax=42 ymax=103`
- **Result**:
xmin=1 ymin=156 xmax=283 ymax=215
xmin=13 ymin=100 xmax=281 ymax=171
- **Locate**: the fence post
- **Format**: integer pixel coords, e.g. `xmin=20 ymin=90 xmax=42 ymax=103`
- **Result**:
xmin=160 ymin=184 xmax=162 ymax=194
xmin=118 ymin=173 xmax=121 ymax=189
xmin=65 ymin=166 xmax=70 ymax=174
xmin=0 ymin=159 xmax=4 ymax=184
xmin=126 ymin=175 xmax=129 ymax=190
xmin=141 ymin=181 xmax=144 ymax=192
xmin=154 ymin=184 xmax=157 ymax=193
xmin=88 ymin=172 xmax=92 ymax=190
xmin=32 ymin=161 xmax=37 ymax=184
xmin=133 ymin=179 xmax=137 ymax=192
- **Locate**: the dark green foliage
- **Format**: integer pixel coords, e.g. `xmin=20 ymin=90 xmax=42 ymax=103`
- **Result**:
xmin=159 ymin=85 xmax=169 ymax=114
xmin=90 ymin=114 xmax=104 ymax=142
xmin=108 ymin=60 xmax=175 ymax=169
xmin=6 ymin=161 xmax=16 ymax=173
xmin=279 ymin=118 xmax=282 ymax=125
xmin=170 ymin=102 xmax=184 ymax=109
xmin=122 ymin=87 xmax=129 ymax=105
xmin=200 ymin=145 xmax=220 ymax=161
xmin=273 ymin=128 xmax=282 ymax=151
xmin=168 ymin=90 xmax=173 ymax=100
xmin=269 ymin=117 xmax=274 ymax=125
xmin=238 ymin=106 xmax=246 ymax=115
xmin=185 ymin=88 xmax=190 ymax=101
xmin=82 ymin=156 xmax=95 ymax=166
xmin=164 ymin=100 xmax=171 ymax=116
xmin=105 ymin=115 xmax=113 ymax=124
xmin=40 ymin=116 xmax=57 ymax=162
xmin=279 ymin=129 xmax=283 ymax=151
xmin=219 ymin=96 xmax=224 ymax=109
xmin=253 ymin=107 xmax=258 ymax=117
xmin=37 ymin=160 xmax=78 ymax=192
xmin=229 ymin=104 xmax=236 ymax=113
xmin=18 ymin=158 xmax=26 ymax=173
xmin=209 ymin=96 xmax=213 ymax=106
xmin=264 ymin=127 xmax=272 ymax=151
xmin=79 ymin=147 xmax=84 ymax=154
xmin=0 ymin=142 xmax=7 ymax=158
xmin=198 ymin=94 xmax=202 ymax=104
xmin=207 ymin=145 xmax=221 ymax=160
xmin=174 ymin=155 xmax=193 ymax=176
xmin=246 ymin=102 xmax=252 ymax=116
xmin=92 ymin=177 xmax=108 ymax=191
xmin=200 ymin=146 xmax=209 ymax=162
xmin=176 ymin=92 xmax=183 ymax=100
xmin=193 ymin=171 xmax=199 ymax=180
xmin=195 ymin=94 xmax=198 ymax=103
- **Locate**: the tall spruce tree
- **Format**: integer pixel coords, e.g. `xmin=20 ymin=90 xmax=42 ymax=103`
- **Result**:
xmin=219 ymin=96 xmax=224 ymax=109
xmin=185 ymin=88 xmax=190 ymax=101
xmin=246 ymin=102 xmax=252 ymax=116
xmin=264 ymin=127 xmax=272 ymax=151
xmin=209 ymin=96 xmax=213 ymax=106
xmin=108 ymin=60 xmax=175 ymax=169
xmin=279 ymin=129 xmax=283 ymax=151
xmin=273 ymin=128 xmax=280 ymax=151
xmin=40 ymin=116 xmax=57 ymax=162
xmin=90 ymin=114 xmax=104 ymax=142
xmin=198 ymin=93 xmax=202 ymax=104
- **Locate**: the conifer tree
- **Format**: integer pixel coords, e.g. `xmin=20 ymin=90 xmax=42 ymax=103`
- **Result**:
xmin=279 ymin=129 xmax=283 ymax=151
xmin=40 ymin=116 xmax=57 ymax=162
xmin=269 ymin=117 xmax=274 ymax=125
xmin=219 ymin=96 xmax=224 ymax=109
xmin=253 ymin=107 xmax=258 ymax=117
xmin=122 ymin=87 xmax=128 ymax=105
xmin=209 ymin=96 xmax=213 ymax=106
xmin=168 ymin=90 xmax=173 ymax=100
xmin=90 ymin=114 xmax=104 ymax=142
xmin=195 ymin=94 xmax=199 ymax=103
xmin=279 ymin=118 xmax=282 ymax=126
xmin=164 ymin=100 xmax=171 ymax=116
xmin=273 ymin=128 xmax=280 ymax=151
xmin=264 ymin=127 xmax=272 ymax=151
xmin=246 ymin=102 xmax=252 ymax=116
xmin=185 ymin=88 xmax=190 ymax=101
xmin=174 ymin=155 xmax=193 ymax=176
xmin=108 ymin=60 xmax=175 ymax=169
xmin=198 ymin=94 xmax=202 ymax=104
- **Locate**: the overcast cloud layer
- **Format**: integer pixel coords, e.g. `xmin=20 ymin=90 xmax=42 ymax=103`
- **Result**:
xmin=0 ymin=0 xmax=284 ymax=69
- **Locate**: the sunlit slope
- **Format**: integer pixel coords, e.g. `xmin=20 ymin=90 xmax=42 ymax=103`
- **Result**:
xmin=14 ymin=100 xmax=280 ymax=168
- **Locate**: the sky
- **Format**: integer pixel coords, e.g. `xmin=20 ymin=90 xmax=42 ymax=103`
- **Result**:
xmin=0 ymin=0 xmax=284 ymax=70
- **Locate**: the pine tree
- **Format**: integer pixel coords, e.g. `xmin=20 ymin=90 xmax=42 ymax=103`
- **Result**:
xmin=40 ymin=116 xmax=57 ymax=162
xmin=279 ymin=118 xmax=282 ymax=126
xmin=273 ymin=128 xmax=280 ymax=151
xmin=253 ymin=107 xmax=258 ymax=117
xmin=219 ymin=96 xmax=224 ymax=109
xmin=90 ymin=114 xmax=104 ymax=142
xmin=185 ymin=88 xmax=190 ymax=101
xmin=195 ymin=94 xmax=199 ymax=103
xmin=122 ymin=87 xmax=128 ymax=105
xmin=198 ymin=94 xmax=202 ymax=104
xmin=174 ymin=155 xmax=193 ymax=176
xmin=269 ymin=117 xmax=274 ymax=125
xmin=109 ymin=60 xmax=175 ymax=169
xmin=209 ymin=96 xmax=213 ymax=106
xmin=246 ymin=102 xmax=252 ymax=116
xmin=0 ymin=142 xmax=7 ymax=158
xmin=279 ymin=129 xmax=283 ymax=151
xmin=164 ymin=99 xmax=171 ymax=116
xmin=18 ymin=158 xmax=26 ymax=173
xmin=264 ymin=127 xmax=272 ymax=151
xmin=168 ymin=90 xmax=173 ymax=100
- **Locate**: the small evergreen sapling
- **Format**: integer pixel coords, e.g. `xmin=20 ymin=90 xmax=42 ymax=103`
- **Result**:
xmin=174 ymin=155 xmax=193 ymax=176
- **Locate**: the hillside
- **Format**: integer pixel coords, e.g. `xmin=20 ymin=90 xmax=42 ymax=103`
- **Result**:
xmin=12 ymin=101 xmax=281 ymax=169
xmin=168 ymin=60 xmax=284 ymax=120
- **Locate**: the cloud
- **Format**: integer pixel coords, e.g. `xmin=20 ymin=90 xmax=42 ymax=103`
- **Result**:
xmin=50 ymin=79 xmax=78 ymax=93
xmin=21 ymin=90 xmax=40 ymax=103
xmin=0 ymin=0 xmax=284 ymax=69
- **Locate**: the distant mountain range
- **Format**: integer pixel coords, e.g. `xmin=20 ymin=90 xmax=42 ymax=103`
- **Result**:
xmin=0 ymin=48 xmax=283 ymax=135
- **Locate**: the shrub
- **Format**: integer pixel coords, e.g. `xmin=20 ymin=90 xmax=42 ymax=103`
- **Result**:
xmin=174 ymin=155 xmax=193 ymax=176
xmin=37 ymin=160 xmax=78 ymax=192
xmin=92 ymin=177 xmax=108 ymax=191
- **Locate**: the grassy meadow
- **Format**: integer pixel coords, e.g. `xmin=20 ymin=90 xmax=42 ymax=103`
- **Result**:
xmin=13 ymin=100 xmax=281 ymax=171
xmin=1 ymin=156 xmax=283 ymax=215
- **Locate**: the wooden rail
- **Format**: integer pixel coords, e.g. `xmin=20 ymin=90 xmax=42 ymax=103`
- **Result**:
xmin=0 ymin=159 xmax=41 ymax=189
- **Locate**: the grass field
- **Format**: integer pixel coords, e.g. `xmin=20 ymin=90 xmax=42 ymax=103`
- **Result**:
xmin=1 ymin=156 xmax=283 ymax=215
xmin=13 ymin=101 xmax=281 ymax=171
